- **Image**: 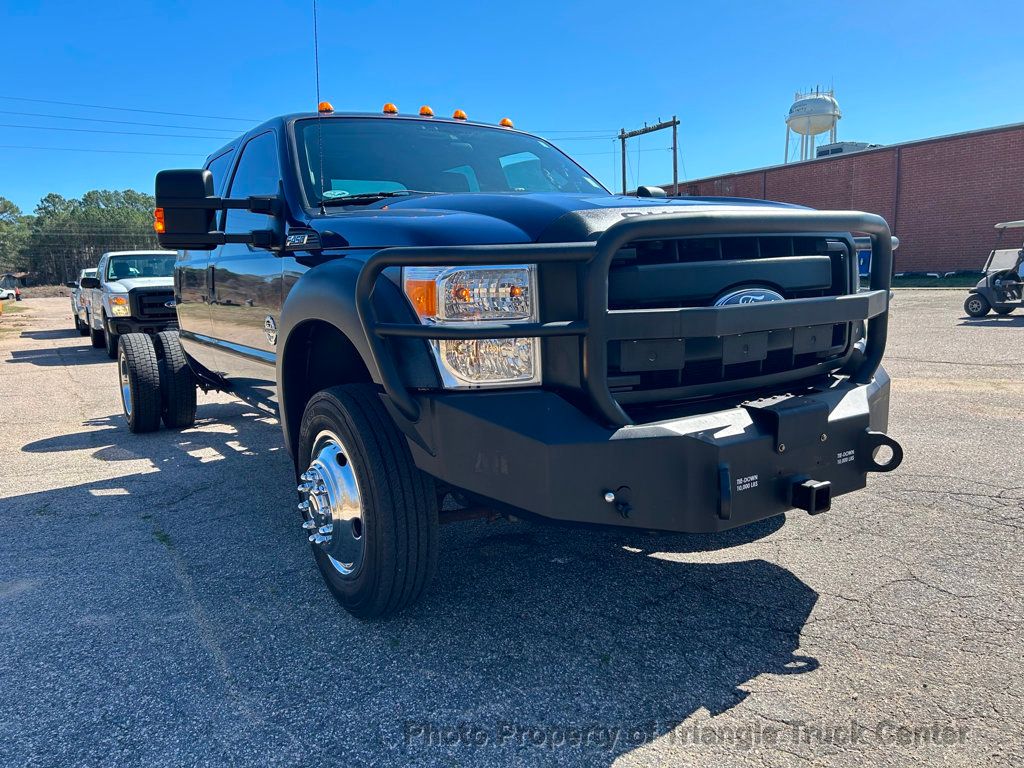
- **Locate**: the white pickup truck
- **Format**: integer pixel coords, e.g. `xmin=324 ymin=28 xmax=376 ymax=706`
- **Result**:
xmin=80 ymin=250 xmax=178 ymax=358
xmin=67 ymin=267 xmax=97 ymax=335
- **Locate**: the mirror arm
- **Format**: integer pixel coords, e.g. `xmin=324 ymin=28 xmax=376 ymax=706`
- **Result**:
xmin=157 ymin=195 xmax=280 ymax=215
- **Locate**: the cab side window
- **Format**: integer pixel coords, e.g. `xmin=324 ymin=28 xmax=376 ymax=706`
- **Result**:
xmin=205 ymin=150 xmax=235 ymax=196
xmin=224 ymin=132 xmax=281 ymax=234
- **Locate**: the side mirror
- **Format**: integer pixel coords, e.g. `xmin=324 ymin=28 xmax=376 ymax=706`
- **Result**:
xmin=80 ymin=277 xmax=100 ymax=290
xmin=155 ymin=169 xmax=283 ymax=252
xmin=155 ymin=169 xmax=220 ymax=251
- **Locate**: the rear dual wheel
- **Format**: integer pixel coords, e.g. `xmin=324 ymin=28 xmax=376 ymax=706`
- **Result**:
xmin=117 ymin=332 xmax=197 ymax=433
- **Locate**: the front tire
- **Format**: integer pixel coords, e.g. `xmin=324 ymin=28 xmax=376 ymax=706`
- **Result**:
xmin=964 ymin=294 xmax=990 ymax=317
xmin=296 ymin=384 xmax=439 ymax=618
xmin=89 ymin=315 xmax=105 ymax=348
xmin=104 ymin=317 xmax=119 ymax=359
xmin=994 ymin=306 xmax=1015 ymax=315
xmin=155 ymin=330 xmax=196 ymax=429
xmin=118 ymin=334 xmax=162 ymax=433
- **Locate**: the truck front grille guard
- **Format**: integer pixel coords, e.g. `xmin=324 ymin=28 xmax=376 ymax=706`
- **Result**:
xmin=355 ymin=210 xmax=893 ymax=428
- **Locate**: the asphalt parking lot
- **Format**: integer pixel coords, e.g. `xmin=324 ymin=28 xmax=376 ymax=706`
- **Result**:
xmin=0 ymin=292 xmax=1021 ymax=767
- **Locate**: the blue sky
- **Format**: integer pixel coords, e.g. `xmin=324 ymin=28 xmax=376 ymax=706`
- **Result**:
xmin=2 ymin=0 xmax=1022 ymax=212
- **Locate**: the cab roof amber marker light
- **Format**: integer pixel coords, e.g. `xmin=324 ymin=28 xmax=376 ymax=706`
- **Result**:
xmin=452 ymin=109 xmax=467 ymax=120
xmin=317 ymin=101 xmax=334 ymax=113
xmin=382 ymin=102 xmax=399 ymax=114
xmin=499 ymin=117 xmax=514 ymax=128
xmin=419 ymin=105 xmax=434 ymax=117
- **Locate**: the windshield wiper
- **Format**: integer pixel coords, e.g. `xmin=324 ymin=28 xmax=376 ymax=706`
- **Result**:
xmin=319 ymin=190 xmax=440 ymax=207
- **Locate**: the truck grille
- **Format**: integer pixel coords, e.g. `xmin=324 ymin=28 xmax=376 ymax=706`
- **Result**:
xmin=132 ymin=288 xmax=176 ymax=321
xmin=605 ymin=234 xmax=853 ymax=406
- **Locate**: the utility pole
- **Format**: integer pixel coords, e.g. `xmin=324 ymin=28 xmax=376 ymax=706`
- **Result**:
xmin=619 ymin=116 xmax=680 ymax=194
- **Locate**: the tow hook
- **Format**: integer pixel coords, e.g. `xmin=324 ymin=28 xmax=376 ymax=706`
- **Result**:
xmin=859 ymin=431 xmax=904 ymax=473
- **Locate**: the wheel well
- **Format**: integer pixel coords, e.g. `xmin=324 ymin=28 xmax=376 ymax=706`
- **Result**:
xmin=282 ymin=320 xmax=372 ymax=454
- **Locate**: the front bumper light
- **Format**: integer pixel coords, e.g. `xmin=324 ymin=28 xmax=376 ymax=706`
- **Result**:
xmin=402 ymin=264 xmax=540 ymax=388
xmin=110 ymin=296 xmax=131 ymax=317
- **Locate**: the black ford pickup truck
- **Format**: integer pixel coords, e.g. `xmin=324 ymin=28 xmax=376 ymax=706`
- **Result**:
xmin=119 ymin=104 xmax=902 ymax=618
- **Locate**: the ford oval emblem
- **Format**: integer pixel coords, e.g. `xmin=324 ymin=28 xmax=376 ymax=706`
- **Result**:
xmin=264 ymin=315 xmax=278 ymax=346
xmin=714 ymin=287 xmax=786 ymax=307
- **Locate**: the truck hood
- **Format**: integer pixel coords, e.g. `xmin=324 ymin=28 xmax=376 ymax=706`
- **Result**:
xmin=107 ymin=277 xmax=174 ymax=293
xmin=311 ymin=193 xmax=806 ymax=249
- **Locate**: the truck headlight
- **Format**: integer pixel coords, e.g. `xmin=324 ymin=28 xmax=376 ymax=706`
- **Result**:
xmin=402 ymin=265 xmax=540 ymax=387
xmin=110 ymin=296 xmax=131 ymax=317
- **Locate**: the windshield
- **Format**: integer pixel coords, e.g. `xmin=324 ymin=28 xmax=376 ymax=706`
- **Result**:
xmin=295 ymin=117 xmax=605 ymax=205
xmin=106 ymin=254 xmax=175 ymax=281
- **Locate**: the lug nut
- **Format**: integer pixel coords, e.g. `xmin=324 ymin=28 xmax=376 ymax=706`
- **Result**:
xmin=297 ymin=500 xmax=311 ymax=512
xmin=309 ymin=533 xmax=332 ymax=545
xmin=318 ymin=524 xmax=334 ymax=535
xmin=300 ymin=471 xmax=315 ymax=482
xmin=302 ymin=519 xmax=316 ymax=530
xmin=297 ymin=482 xmax=313 ymax=493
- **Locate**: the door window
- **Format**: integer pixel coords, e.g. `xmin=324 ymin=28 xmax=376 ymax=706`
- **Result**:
xmin=225 ymin=132 xmax=281 ymax=234
xmin=205 ymin=149 xmax=235 ymax=196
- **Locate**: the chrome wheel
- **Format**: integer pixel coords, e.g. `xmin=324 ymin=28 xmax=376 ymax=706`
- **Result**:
xmin=298 ymin=430 xmax=365 ymax=576
xmin=119 ymin=350 xmax=133 ymax=417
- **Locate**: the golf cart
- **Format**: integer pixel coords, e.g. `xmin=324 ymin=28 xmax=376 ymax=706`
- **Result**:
xmin=963 ymin=220 xmax=1024 ymax=317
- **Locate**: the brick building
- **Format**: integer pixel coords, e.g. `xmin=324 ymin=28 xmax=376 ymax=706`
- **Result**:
xmin=664 ymin=123 xmax=1024 ymax=272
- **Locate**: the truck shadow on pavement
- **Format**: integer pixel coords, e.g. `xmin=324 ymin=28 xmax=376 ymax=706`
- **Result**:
xmin=19 ymin=328 xmax=83 ymax=340
xmin=6 ymin=340 xmax=111 ymax=366
xmin=9 ymin=402 xmax=819 ymax=766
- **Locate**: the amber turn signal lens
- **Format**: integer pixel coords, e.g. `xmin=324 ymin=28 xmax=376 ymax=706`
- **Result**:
xmin=404 ymin=279 xmax=438 ymax=318
xmin=452 ymin=109 xmax=467 ymax=120
xmin=153 ymin=208 xmax=165 ymax=234
xmin=318 ymin=101 xmax=334 ymax=113
xmin=499 ymin=117 xmax=514 ymax=128
xmin=419 ymin=105 xmax=434 ymax=117
xmin=383 ymin=102 xmax=399 ymax=114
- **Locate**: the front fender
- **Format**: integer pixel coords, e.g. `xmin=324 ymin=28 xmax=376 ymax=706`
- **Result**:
xmin=276 ymin=256 xmax=439 ymax=455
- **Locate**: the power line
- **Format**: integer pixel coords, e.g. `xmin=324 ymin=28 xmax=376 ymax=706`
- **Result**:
xmin=0 ymin=95 xmax=257 ymax=122
xmin=0 ymin=109 xmax=240 ymax=133
xmin=573 ymin=146 xmax=670 ymax=157
xmin=0 ymin=123 xmax=231 ymax=140
xmin=0 ymin=144 xmax=205 ymax=157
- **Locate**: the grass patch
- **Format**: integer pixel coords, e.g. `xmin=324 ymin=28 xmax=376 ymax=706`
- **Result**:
xmin=861 ymin=276 xmax=978 ymax=289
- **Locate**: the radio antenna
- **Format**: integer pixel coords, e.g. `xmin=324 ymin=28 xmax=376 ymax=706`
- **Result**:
xmin=313 ymin=0 xmax=326 ymax=214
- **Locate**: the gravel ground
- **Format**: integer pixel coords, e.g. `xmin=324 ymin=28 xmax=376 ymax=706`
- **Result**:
xmin=0 ymin=293 xmax=1021 ymax=767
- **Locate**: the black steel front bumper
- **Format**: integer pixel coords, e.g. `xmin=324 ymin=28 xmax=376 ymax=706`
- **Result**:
xmin=404 ymin=371 xmax=897 ymax=532
xmin=355 ymin=209 xmax=901 ymax=531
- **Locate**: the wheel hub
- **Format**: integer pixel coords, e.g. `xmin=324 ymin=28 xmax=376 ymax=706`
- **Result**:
xmin=298 ymin=430 xmax=364 ymax=576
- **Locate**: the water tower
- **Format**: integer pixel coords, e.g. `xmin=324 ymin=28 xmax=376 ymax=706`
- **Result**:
xmin=785 ymin=87 xmax=841 ymax=162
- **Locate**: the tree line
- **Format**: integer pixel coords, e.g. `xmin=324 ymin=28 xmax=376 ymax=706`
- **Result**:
xmin=0 ymin=190 xmax=160 ymax=283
